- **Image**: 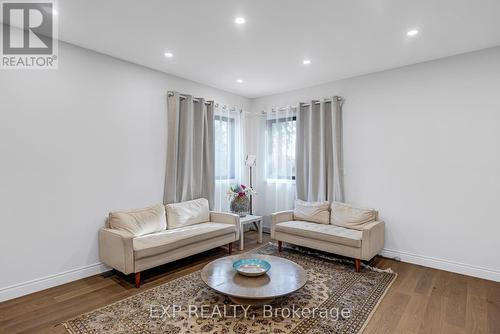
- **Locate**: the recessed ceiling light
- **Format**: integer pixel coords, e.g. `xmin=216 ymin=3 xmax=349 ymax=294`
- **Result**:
xmin=235 ymin=17 xmax=246 ymax=25
xmin=302 ymin=59 xmax=311 ymax=65
xmin=236 ymin=79 xmax=243 ymax=83
xmin=164 ymin=52 xmax=173 ymax=58
xmin=407 ymin=29 xmax=419 ymax=37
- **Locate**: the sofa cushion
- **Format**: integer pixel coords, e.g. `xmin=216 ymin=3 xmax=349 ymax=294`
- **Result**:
xmin=133 ymin=222 xmax=235 ymax=259
xmin=330 ymin=202 xmax=377 ymax=230
xmin=293 ymin=200 xmax=330 ymax=224
xmin=108 ymin=204 xmax=166 ymax=237
xmin=165 ymin=198 xmax=210 ymax=229
xmin=275 ymin=220 xmax=362 ymax=247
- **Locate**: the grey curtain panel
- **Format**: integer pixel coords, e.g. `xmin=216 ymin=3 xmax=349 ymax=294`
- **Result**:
xmin=296 ymin=97 xmax=344 ymax=202
xmin=164 ymin=92 xmax=215 ymax=208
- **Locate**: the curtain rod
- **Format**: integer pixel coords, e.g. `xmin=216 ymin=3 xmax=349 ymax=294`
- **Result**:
xmin=167 ymin=92 xmax=214 ymax=105
xmin=215 ymin=104 xmax=241 ymax=113
xmin=262 ymin=96 xmax=345 ymax=113
xmin=167 ymin=91 xmax=242 ymax=112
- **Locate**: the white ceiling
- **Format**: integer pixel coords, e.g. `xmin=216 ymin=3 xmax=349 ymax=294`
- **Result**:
xmin=56 ymin=0 xmax=500 ymax=98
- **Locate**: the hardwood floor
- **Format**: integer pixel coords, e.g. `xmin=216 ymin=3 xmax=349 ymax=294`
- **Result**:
xmin=0 ymin=232 xmax=499 ymax=334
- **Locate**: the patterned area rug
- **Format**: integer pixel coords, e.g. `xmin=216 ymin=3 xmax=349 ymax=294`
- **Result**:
xmin=63 ymin=243 xmax=396 ymax=334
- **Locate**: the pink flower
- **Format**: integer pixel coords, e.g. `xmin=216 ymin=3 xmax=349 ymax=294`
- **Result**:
xmin=241 ymin=184 xmax=246 ymax=190
xmin=238 ymin=192 xmax=245 ymax=197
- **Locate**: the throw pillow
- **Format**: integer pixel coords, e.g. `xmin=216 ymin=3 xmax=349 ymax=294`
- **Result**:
xmin=293 ymin=199 xmax=330 ymax=224
xmin=330 ymin=201 xmax=377 ymax=230
xmin=108 ymin=204 xmax=167 ymax=237
xmin=165 ymin=198 xmax=210 ymax=229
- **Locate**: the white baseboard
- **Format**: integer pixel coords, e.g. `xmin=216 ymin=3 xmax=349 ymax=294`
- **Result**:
xmin=0 ymin=262 xmax=110 ymax=302
xmin=380 ymin=248 xmax=500 ymax=282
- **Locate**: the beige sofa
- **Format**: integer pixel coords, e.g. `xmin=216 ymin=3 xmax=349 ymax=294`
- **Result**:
xmin=271 ymin=200 xmax=385 ymax=272
xmin=99 ymin=198 xmax=239 ymax=287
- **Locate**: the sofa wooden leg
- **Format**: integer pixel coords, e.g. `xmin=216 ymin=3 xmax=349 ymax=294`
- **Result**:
xmin=135 ymin=272 xmax=141 ymax=288
xmin=355 ymin=259 xmax=361 ymax=272
xmin=278 ymin=241 xmax=282 ymax=252
xmin=228 ymin=243 xmax=233 ymax=254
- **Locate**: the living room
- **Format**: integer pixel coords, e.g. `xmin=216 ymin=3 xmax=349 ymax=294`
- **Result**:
xmin=0 ymin=1 xmax=499 ymax=333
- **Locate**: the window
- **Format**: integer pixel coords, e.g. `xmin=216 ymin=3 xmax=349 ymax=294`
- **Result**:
xmin=266 ymin=116 xmax=296 ymax=180
xmin=214 ymin=115 xmax=236 ymax=180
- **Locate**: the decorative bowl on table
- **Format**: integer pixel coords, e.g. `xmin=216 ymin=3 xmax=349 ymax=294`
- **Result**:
xmin=232 ymin=258 xmax=271 ymax=277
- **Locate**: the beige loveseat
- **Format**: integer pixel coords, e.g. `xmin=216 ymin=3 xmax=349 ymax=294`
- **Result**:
xmin=271 ymin=200 xmax=384 ymax=272
xmin=99 ymin=198 xmax=239 ymax=287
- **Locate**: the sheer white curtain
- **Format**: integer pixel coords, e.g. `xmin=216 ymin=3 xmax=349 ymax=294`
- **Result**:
xmin=255 ymin=106 xmax=297 ymax=227
xmin=213 ymin=104 xmax=245 ymax=212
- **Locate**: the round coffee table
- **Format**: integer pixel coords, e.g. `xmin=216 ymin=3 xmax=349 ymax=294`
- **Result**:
xmin=201 ymin=254 xmax=307 ymax=305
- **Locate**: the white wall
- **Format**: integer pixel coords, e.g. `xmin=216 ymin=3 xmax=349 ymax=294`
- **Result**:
xmin=1 ymin=41 xmax=499 ymax=302
xmin=250 ymin=47 xmax=500 ymax=281
xmin=0 ymin=42 xmax=250 ymax=301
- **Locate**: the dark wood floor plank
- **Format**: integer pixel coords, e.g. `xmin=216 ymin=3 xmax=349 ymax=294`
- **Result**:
xmin=486 ymin=280 xmax=500 ymax=334
xmin=418 ymin=292 xmax=446 ymax=334
xmin=363 ymin=291 xmax=411 ymax=334
xmin=466 ymin=292 xmax=488 ymax=334
xmin=394 ymin=294 xmax=429 ymax=333
xmin=445 ymin=273 xmax=468 ymax=329
xmin=414 ymin=267 xmax=438 ymax=296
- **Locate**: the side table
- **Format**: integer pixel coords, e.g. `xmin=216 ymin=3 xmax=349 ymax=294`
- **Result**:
xmin=239 ymin=215 xmax=263 ymax=250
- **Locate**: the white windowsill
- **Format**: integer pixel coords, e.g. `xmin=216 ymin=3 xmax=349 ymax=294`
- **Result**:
xmin=266 ymin=178 xmax=296 ymax=184
xmin=215 ymin=179 xmax=237 ymax=182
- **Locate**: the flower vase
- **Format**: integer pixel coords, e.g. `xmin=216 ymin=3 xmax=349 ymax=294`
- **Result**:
xmin=230 ymin=195 xmax=250 ymax=217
